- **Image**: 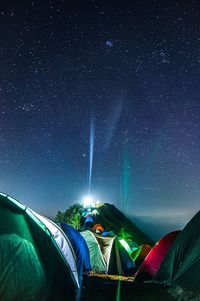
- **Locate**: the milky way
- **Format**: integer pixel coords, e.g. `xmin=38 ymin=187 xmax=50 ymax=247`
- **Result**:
xmin=1 ymin=1 xmax=200 ymax=238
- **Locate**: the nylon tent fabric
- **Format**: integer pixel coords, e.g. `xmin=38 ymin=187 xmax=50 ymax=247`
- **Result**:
xmin=93 ymin=233 xmax=115 ymax=271
xmin=131 ymin=244 xmax=152 ymax=264
xmin=30 ymin=211 xmax=79 ymax=288
xmin=0 ymin=233 xmax=46 ymax=301
xmin=94 ymin=233 xmax=135 ymax=275
xmin=80 ymin=230 xmax=107 ymax=273
xmin=156 ymin=211 xmax=200 ymax=292
xmin=135 ymin=231 xmax=180 ymax=282
xmin=0 ymin=192 xmax=79 ymax=300
xmin=86 ymin=232 xmax=135 ymax=275
xmin=117 ymin=239 xmax=136 ymax=275
xmin=60 ymin=223 xmax=92 ymax=276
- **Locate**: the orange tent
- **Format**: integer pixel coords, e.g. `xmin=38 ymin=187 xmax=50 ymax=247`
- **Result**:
xmin=92 ymin=224 xmax=105 ymax=233
xmin=131 ymin=244 xmax=151 ymax=264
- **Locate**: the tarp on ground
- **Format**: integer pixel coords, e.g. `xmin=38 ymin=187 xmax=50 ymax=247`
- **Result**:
xmin=156 ymin=211 xmax=200 ymax=292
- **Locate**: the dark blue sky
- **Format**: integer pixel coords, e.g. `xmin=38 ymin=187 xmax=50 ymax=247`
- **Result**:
xmin=1 ymin=1 xmax=200 ymax=239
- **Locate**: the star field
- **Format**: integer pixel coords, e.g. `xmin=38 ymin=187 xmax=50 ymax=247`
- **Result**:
xmin=1 ymin=1 xmax=200 ymax=239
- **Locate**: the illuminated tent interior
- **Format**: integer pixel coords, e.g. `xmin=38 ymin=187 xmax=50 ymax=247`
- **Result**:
xmin=0 ymin=192 xmax=79 ymax=301
xmin=81 ymin=230 xmax=135 ymax=275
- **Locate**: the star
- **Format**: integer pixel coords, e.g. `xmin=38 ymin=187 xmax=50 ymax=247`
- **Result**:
xmin=105 ymin=40 xmax=113 ymax=47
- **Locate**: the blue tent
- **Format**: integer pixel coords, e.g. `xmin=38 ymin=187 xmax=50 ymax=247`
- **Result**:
xmin=60 ymin=223 xmax=91 ymax=278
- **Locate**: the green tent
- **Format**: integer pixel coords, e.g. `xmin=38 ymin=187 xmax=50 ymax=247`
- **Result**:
xmin=0 ymin=192 xmax=79 ymax=301
xmin=0 ymin=233 xmax=46 ymax=301
xmin=81 ymin=230 xmax=107 ymax=273
xmin=156 ymin=210 xmax=200 ymax=293
xmin=81 ymin=231 xmax=134 ymax=275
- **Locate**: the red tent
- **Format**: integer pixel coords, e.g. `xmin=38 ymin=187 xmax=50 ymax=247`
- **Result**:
xmin=135 ymin=230 xmax=181 ymax=282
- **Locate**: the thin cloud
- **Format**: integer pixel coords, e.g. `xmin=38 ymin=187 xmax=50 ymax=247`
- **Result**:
xmin=141 ymin=186 xmax=161 ymax=191
xmin=104 ymin=100 xmax=123 ymax=151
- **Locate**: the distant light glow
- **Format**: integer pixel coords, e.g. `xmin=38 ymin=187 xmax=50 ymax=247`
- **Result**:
xmin=92 ymin=209 xmax=98 ymax=215
xmin=82 ymin=195 xmax=94 ymax=208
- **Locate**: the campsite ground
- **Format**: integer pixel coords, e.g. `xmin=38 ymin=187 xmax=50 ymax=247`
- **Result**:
xmin=80 ymin=274 xmax=175 ymax=301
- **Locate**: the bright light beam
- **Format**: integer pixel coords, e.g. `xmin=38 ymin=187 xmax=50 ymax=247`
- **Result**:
xmin=89 ymin=116 xmax=95 ymax=193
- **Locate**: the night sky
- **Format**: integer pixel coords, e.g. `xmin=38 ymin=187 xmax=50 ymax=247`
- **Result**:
xmin=1 ymin=1 xmax=200 ymax=240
